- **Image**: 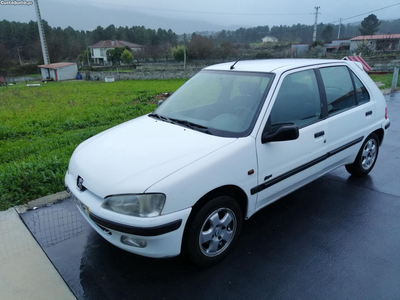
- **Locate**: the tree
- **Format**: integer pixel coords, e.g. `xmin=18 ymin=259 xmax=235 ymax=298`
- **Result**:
xmin=0 ymin=43 xmax=13 ymax=69
xmin=91 ymin=26 xmax=106 ymax=43
xmin=77 ymin=49 xmax=92 ymax=65
xmin=321 ymin=25 xmax=333 ymax=42
xmin=219 ymin=42 xmax=237 ymax=59
xmin=145 ymin=45 xmax=162 ymax=62
xmin=160 ymin=42 xmax=172 ymax=61
xmin=359 ymin=14 xmax=381 ymax=35
xmin=309 ymin=40 xmax=324 ymax=49
xmin=106 ymin=46 xmax=127 ymax=64
xmin=172 ymin=45 xmax=186 ymax=61
xmin=104 ymin=24 xmax=117 ymax=40
xmin=120 ymin=49 xmax=133 ymax=64
xmin=187 ymin=35 xmax=214 ymax=60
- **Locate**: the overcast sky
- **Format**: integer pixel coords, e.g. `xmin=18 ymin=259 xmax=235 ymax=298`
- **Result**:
xmin=1 ymin=0 xmax=399 ymax=33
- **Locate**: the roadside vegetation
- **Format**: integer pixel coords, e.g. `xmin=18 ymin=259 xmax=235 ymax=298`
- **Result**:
xmin=0 ymin=79 xmax=186 ymax=210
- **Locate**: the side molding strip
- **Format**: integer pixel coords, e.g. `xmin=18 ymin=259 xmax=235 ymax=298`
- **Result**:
xmin=251 ymin=136 xmax=364 ymax=195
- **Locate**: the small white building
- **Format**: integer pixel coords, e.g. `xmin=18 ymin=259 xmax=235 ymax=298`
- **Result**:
xmin=37 ymin=62 xmax=78 ymax=81
xmin=89 ymin=40 xmax=145 ymax=65
xmin=262 ymin=36 xmax=278 ymax=43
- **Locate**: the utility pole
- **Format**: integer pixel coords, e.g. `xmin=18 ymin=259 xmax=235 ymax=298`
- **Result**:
xmin=86 ymin=46 xmax=91 ymax=66
xmin=183 ymin=34 xmax=187 ymax=70
xmin=313 ymin=6 xmax=320 ymax=42
xmin=17 ymin=46 xmax=23 ymax=66
xmin=337 ymin=18 xmax=342 ymax=39
xmin=34 ymin=0 xmax=50 ymax=65
xmin=391 ymin=64 xmax=399 ymax=93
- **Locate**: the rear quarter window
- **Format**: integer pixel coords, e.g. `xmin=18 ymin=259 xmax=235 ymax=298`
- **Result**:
xmin=351 ymin=72 xmax=370 ymax=105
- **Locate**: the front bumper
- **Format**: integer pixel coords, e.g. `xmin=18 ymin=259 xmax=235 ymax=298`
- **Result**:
xmin=65 ymin=173 xmax=191 ymax=258
xmin=89 ymin=213 xmax=182 ymax=237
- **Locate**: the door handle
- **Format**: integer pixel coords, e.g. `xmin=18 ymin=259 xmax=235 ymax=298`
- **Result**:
xmin=365 ymin=111 xmax=373 ymax=116
xmin=314 ymin=131 xmax=325 ymax=138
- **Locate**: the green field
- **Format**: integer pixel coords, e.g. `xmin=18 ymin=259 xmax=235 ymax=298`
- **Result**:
xmin=369 ymin=72 xmax=400 ymax=90
xmin=0 ymin=79 xmax=186 ymax=211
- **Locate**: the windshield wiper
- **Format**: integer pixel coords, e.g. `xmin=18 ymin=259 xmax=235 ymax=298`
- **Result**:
xmin=149 ymin=114 xmax=211 ymax=134
xmin=148 ymin=113 xmax=173 ymax=123
xmin=169 ymin=118 xmax=211 ymax=134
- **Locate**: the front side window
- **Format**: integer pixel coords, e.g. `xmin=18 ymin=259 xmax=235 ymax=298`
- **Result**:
xmin=152 ymin=70 xmax=273 ymax=137
xmin=268 ymin=69 xmax=321 ymax=132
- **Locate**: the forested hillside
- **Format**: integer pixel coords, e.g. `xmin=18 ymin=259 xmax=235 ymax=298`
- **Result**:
xmin=0 ymin=17 xmax=399 ymax=68
xmin=0 ymin=20 xmax=178 ymax=66
xmin=205 ymin=18 xmax=400 ymax=44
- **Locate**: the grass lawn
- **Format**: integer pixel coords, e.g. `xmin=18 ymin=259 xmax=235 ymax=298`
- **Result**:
xmin=0 ymin=79 xmax=186 ymax=210
xmin=369 ymin=72 xmax=400 ymax=90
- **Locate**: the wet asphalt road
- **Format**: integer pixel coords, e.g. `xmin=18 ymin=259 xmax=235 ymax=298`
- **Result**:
xmin=21 ymin=92 xmax=400 ymax=300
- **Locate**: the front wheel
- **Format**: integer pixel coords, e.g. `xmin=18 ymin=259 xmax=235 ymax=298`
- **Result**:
xmin=345 ymin=133 xmax=379 ymax=177
xmin=184 ymin=196 xmax=242 ymax=267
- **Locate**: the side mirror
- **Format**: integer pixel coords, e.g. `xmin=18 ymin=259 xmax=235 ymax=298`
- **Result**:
xmin=262 ymin=125 xmax=299 ymax=143
xmin=157 ymin=100 xmax=164 ymax=107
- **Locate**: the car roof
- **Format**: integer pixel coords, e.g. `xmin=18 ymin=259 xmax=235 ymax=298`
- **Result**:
xmin=203 ymin=58 xmax=351 ymax=74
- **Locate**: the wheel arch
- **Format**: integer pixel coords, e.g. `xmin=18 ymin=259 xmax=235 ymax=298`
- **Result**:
xmin=373 ymin=128 xmax=384 ymax=146
xmin=190 ymin=185 xmax=248 ymax=220
xmin=181 ymin=185 xmax=247 ymax=246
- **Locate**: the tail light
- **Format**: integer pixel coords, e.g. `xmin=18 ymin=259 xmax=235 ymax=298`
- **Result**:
xmin=385 ymin=107 xmax=388 ymax=119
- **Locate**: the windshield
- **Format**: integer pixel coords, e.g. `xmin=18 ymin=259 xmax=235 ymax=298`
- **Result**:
xmin=151 ymin=70 xmax=274 ymax=137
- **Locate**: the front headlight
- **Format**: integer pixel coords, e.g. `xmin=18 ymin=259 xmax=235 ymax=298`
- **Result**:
xmin=101 ymin=194 xmax=166 ymax=217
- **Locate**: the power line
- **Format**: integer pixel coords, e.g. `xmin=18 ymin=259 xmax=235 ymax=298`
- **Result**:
xmin=342 ymin=2 xmax=400 ymax=21
xmin=124 ymin=5 xmax=312 ymax=16
xmin=116 ymin=2 xmax=399 ymax=20
xmin=328 ymin=2 xmax=400 ymax=24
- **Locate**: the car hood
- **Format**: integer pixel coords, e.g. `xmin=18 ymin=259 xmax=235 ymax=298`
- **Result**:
xmin=68 ymin=115 xmax=236 ymax=198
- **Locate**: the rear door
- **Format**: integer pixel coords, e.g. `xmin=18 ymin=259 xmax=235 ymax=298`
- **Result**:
xmin=317 ymin=65 xmax=374 ymax=172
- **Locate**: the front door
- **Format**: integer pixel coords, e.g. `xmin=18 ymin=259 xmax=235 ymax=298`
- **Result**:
xmin=254 ymin=68 xmax=328 ymax=211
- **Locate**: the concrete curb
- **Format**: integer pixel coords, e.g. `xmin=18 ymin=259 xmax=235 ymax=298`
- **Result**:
xmin=0 ymin=207 xmax=76 ymax=300
xmin=15 ymin=191 xmax=70 ymax=214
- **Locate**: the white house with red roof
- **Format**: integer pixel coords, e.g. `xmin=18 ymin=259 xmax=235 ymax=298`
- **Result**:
xmin=89 ymin=40 xmax=144 ymax=65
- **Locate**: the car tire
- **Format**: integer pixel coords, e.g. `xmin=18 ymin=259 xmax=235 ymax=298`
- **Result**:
xmin=345 ymin=133 xmax=379 ymax=177
xmin=184 ymin=196 xmax=242 ymax=267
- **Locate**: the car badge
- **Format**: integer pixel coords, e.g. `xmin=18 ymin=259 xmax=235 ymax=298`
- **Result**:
xmin=77 ymin=176 xmax=86 ymax=191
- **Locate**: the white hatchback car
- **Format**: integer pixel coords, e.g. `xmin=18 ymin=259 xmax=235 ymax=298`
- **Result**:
xmin=65 ymin=59 xmax=390 ymax=266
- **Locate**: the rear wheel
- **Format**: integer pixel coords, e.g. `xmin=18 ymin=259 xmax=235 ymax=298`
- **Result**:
xmin=184 ymin=196 xmax=242 ymax=267
xmin=345 ymin=133 xmax=379 ymax=177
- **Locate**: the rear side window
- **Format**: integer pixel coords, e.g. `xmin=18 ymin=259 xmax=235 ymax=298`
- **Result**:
xmin=319 ymin=66 xmax=356 ymax=116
